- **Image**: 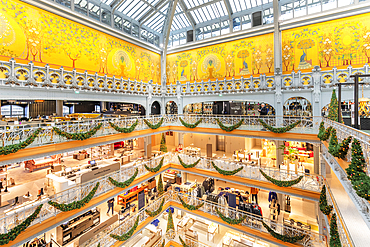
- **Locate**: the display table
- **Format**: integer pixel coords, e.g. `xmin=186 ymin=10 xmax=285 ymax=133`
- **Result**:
xmin=117 ymin=184 xmax=148 ymax=207
xmin=184 ymin=147 xmax=201 ymax=156
xmin=25 ymin=157 xmax=60 ymax=172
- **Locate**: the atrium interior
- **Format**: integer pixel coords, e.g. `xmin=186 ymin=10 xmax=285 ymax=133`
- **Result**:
xmin=0 ymin=0 xmax=370 ymax=246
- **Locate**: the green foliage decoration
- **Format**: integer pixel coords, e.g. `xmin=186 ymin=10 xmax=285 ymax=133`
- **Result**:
xmin=317 ymin=122 xmax=332 ymax=141
xmin=216 ymin=119 xmax=244 ymax=132
xmin=144 ymin=117 xmax=164 ymax=129
xmin=319 ymin=185 xmax=333 ymax=215
xmin=48 ymin=182 xmax=99 ymax=211
xmin=215 ymin=208 xmax=247 ymax=225
xmin=109 ymin=168 xmax=138 ymax=188
xmin=211 ymin=161 xmax=243 ymax=176
xmin=179 ymin=117 xmax=203 ymax=128
xmin=328 ymin=89 xmax=342 ymax=122
xmin=144 ymin=157 xmax=164 ymax=173
xmin=260 ymin=169 xmax=303 ymax=187
xmin=329 ymin=214 xmax=342 ymax=247
xmin=160 ymin=133 xmax=168 ymax=153
xmin=179 ymin=236 xmax=190 ymax=247
xmin=158 ymin=174 xmax=164 ymax=196
xmin=0 ymin=128 xmax=42 ymax=156
xmin=177 ymin=195 xmax=204 ymax=210
xmin=336 ymin=136 xmax=352 ymax=160
xmin=0 ymin=204 xmax=43 ymax=245
xmin=145 ymin=198 xmax=165 ymax=217
xmin=328 ymin=129 xmax=339 ymax=157
xmin=53 ymin=123 xmax=102 ymax=140
xmin=109 ymin=120 xmax=139 ymax=133
xmin=161 ymin=240 xmax=165 ymax=247
xmin=178 ymin=156 xmax=200 ymax=168
xmin=166 ymin=207 xmax=174 ymax=232
xmin=259 ymin=119 xmax=301 ymax=133
xmin=261 ymin=221 xmax=306 ymax=243
xmin=110 ymin=216 xmax=139 ymax=241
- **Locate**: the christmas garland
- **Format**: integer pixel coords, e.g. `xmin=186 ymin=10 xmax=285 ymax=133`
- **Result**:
xmin=336 ymin=136 xmax=352 ymax=160
xmin=110 ymin=216 xmax=139 ymax=241
xmin=48 ymin=182 xmax=99 ymax=211
xmin=0 ymin=204 xmax=43 ymax=245
xmin=178 ymin=156 xmax=200 ymax=168
xmin=215 ymin=207 xmax=247 ymax=225
xmin=216 ymin=119 xmax=244 ymax=132
xmin=144 ymin=117 xmax=164 ymax=129
xmin=179 ymin=117 xmax=203 ymax=128
xmin=330 ymin=213 xmax=342 ymax=247
xmin=319 ymin=185 xmax=333 ymax=215
xmin=211 ymin=161 xmax=243 ymax=176
xmin=0 ymin=128 xmax=42 ymax=156
xmin=53 ymin=123 xmax=103 ymax=140
xmin=328 ymin=129 xmax=339 ymax=157
xmin=166 ymin=207 xmax=174 ymax=232
xmin=161 ymin=240 xmax=165 ymax=247
xmin=261 ymin=221 xmax=306 ymax=243
xmin=145 ymin=198 xmax=165 ymax=217
xmin=144 ymin=157 xmax=164 ymax=172
xmin=109 ymin=120 xmax=139 ymax=133
xmin=258 ymin=119 xmax=301 ymax=133
xmin=179 ymin=236 xmax=189 ymax=247
xmin=260 ymin=169 xmax=303 ymax=187
xmin=109 ymin=168 xmax=138 ymax=188
xmin=177 ymin=195 xmax=204 ymax=210
xmin=317 ymin=122 xmax=332 ymax=141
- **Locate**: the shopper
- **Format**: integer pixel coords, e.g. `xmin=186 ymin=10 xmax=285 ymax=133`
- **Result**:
xmin=107 ymin=198 xmax=114 ymax=216
xmin=258 ymin=103 xmax=268 ymax=116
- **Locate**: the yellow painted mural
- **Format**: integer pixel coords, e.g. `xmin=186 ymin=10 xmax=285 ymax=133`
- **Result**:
xmin=282 ymin=12 xmax=370 ymax=73
xmin=166 ymin=33 xmax=274 ymax=84
xmin=0 ymin=0 xmax=161 ymax=83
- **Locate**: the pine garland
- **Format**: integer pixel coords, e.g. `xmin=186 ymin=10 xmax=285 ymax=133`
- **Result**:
xmin=177 ymin=156 xmax=200 ymax=168
xmin=166 ymin=207 xmax=174 ymax=232
xmin=144 ymin=157 xmax=164 ymax=172
xmin=329 ymin=214 xmax=342 ymax=247
xmin=328 ymin=129 xmax=339 ymax=157
xmin=328 ymin=89 xmax=342 ymax=123
xmin=109 ymin=168 xmax=138 ymax=188
xmin=160 ymin=133 xmax=168 ymax=153
xmin=145 ymin=198 xmax=165 ymax=217
xmin=179 ymin=117 xmax=203 ymax=128
xmin=179 ymin=236 xmax=189 ymax=247
xmin=215 ymin=207 xmax=247 ymax=225
xmin=319 ymin=185 xmax=333 ymax=215
xmin=161 ymin=240 xmax=165 ymax=247
xmin=158 ymin=174 xmax=164 ymax=196
xmin=260 ymin=169 xmax=303 ymax=187
xmin=177 ymin=195 xmax=204 ymax=210
xmin=261 ymin=221 xmax=306 ymax=243
xmin=0 ymin=204 xmax=43 ymax=245
xmin=0 ymin=128 xmax=42 ymax=156
xmin=109 ymin=120 xmax=139 ymax=133
xmin=211 ymin=161 xmax=243 ymax=176
xmin=110 ymin=216 xmax=139 ymax=241
xmin=53 ymin=124 xmax=102 ymax=140
xmin=48 ymin=182 xmax=99 ymax=211
xmin=317 ymin=122 xmax=332 ymax=141
xmin=259 ymin=119 xmax=301 ymax=133
xmin=216 ymin=119 xmax=244 ymax=132
xmin=336 ymin=136 xmax=352 ymax=160
xmin=144 ymin=117 xmax=164 ymax=129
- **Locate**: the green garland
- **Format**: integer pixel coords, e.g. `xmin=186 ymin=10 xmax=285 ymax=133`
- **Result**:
xmin=53 ymin=123 xmax=102 ymax=140
xmin=110 ymin=216 xmax=139 ymax=241
xmin=109 ymin=120 xmax=139 ymax=133
xmin=328 ymin=129 xmax=339 ymax=157
xmin=48 ymin=182 xmax=99 ymax=211
xmin=260 ymin=169 xmax=303 ymax=187
xmin=0 ymin=128 xmax=42 ymax=156
xmin=259 ymin=119 xmax=301 ymax=133
xmin=177 ymin=195 xmax=204 ymax=210
xmin=179 ymin=117 xmax=203 ymax=128
xmin=215 ymin=207 xmax=247 ymax=225
xmin=330 ymin=213 xmax=342 ymax=247
xmin=158 ymin=174 xmax=164 ymax=196
xmin=211 ymin=161 xmax=243 ymax=176
xmin=319 ymin=185 xmax=333 ymax=215
xmin=144 ymin=157 xmax=164 ymax=172
xmin=216 ymin=119 xmax=244 ymax=132
xmin=0 ymin=204 xmax=43 ymax=245
xmin=179 ymin=236 xmax=189 ymax=247
xmin=178 ymin=156 xmax=200 ymax=168
xmin=166 ymin=207 xmax=174 ymax=232
xmin=109 ymin=168 xmax=138 ymax=188
xmin=317 ymin=122 xmax=332 ymax=141
xmin=261 ymin=221 xmax=306 ymax=243
xmin=145 ymin=198 xmax=165 ymax=217
xmin=161 ymin=240 xmax=165 ymax=247
xmin=144 ymin=117 xmax=164 ymax=129
xmin=336 ymin=136 xmax=352 ymax=160
xmin=160 ymin=133 xmax=167 ymax=153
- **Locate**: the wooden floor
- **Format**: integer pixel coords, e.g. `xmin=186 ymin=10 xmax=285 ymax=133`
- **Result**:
xmin=0 ymin=126 xmax=319 ymax=164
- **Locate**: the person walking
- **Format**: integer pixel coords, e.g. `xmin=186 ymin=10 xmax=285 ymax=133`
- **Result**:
xmin=107 ymin=198 xmax=114 ymax=216
xmin=258 ymin=103 xmax=268 ymax=116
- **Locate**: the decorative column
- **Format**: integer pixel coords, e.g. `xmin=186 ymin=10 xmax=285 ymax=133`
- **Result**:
xmin=56 ymin=100 xmax=63 ymax=117
xmin=313 ymin=143 xmax=320 ymax=174
xmin=176 ymin=81 xmax=183 ymax=114
xmin=275 ymin=69 xmax=283 ymax=127
xmin=100 ymin=101 xmax=107 ymax=112
xmin=312 ymin=66 xmax=322 ymax=130
xmin=144 ymin=136 xmax=152 ymax=159
xmin=275 ymin=140 xmax=284 ymax=168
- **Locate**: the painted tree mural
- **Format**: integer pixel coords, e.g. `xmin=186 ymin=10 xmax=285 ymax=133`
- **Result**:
xmin=282 ymin=40 xmax=294 ymax=71
xmin=319 ymin=34 xmax=334 ymax=67
xmin=22 ymin=20 xmax=44 ymax=62
xmin=252 ymin=46 xmax=263 ymax=74
xmin=361 ymin=27 xmax=370 ymax=63
xmin=265 ymin=44 xmax=273 ymax=73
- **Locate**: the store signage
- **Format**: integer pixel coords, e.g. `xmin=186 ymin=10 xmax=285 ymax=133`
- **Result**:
xmin=79 ymin=214 xmax=118 ymax=245
xmin=80 ymin=162 xmax=120 ymax=183
xmin=230 ymin=102 xmax=242 ymax=115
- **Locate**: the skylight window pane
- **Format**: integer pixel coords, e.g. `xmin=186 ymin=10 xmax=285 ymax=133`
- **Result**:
xmin=132 ymin=4 xmax=149 ymax=19
xmin=229 ymin=0 xmax=238 ymax=12
xmin=117 ymin=1 xmax=132 ymax=12
xmin=204 ymin=25 xmax=212 ymax=39
xmin=322 ymin=0 xmax=336 ymax=11
xmin=294 ymin=0 xmax=307 ymax=18
xmin=221 ymin=20 xmax=229 ymax=35
xmin=251 ymin=0 xmax=257 ymax=7
xmin=200 ymin=7 xmax=212 ymax=20
xmin=126 ymin=2 xmax=146 ymax=16
xmin=256 ymin=0 xmax=262 ymax=6
xmin=242 ymin=15 xmax=251 ymax=29
xmin=207 ymin=6 xmax=216 ymax=19
xmin=240 ymin=0 xmax=246 ymax=11
xmin=185 ymin=0 xmax=195 ymax=8
xmin=307 ymin=0 xmax=321 ymax=14
xmin=191 ymin=11 xmax=201 ymax=23
xmin=215 ymin=2 xmax=225 ymax=16
xmin=195 ymin=9 xmax=205 ymax=22
xmin=233 ymin=17 xmax=240 ymax=31
xmin=338 ymin=0 xmax=353 ymax=7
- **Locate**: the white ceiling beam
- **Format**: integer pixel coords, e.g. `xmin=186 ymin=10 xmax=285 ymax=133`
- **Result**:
xmin=223 ymin=0 xmax=233 ymax=19
xmin=178 ymin=0 xmax=196 ymax=28
xmin=164 ymin=0 xmax=179 ymax=52
xmin=139 ymin=0 xmax=169 ymax=24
